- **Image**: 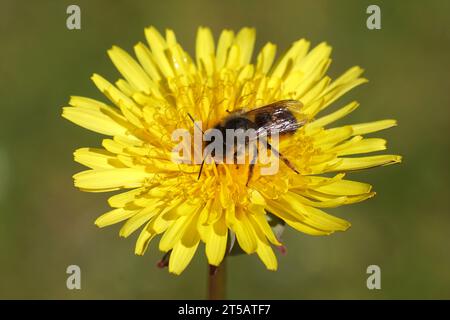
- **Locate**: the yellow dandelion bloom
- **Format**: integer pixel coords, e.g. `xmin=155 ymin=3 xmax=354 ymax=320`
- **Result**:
xmin=62 ymin=26 xmax=401 ymax=275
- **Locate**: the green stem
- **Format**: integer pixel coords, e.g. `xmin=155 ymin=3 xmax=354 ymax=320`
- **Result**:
xmin=207 ymin=260 xmax=226 ymax=300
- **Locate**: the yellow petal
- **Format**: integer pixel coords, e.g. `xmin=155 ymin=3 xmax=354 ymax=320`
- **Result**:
xmin=290 ymin=173 xmax=343 ymax=189
xmin=308 ymin=101 xmax=359 ymax=129
xmin=328 ymin=155 xmax=402 ymax=172
xmin=119 ymin=202 xmax=161 ymax=237
xmin=115 ymin=79 xmax=134 ymax=96
xmin=231 ymin=210 xmax=257 ymax=253
xmin=287 ymin=193 xmax=348 ymax=208
xmin=135 ymin=221 xmax=156 ymax=255
xmin=220 ymin=180 xmax=231 ymax=208
xmin=296 ymin=42 xmax=332 ymax=76
xmin=174 ymin=200 xmax=203 ymax=216
xmin=74 ymin=148 xmax=126 ymax=169
xmin=271 ymin=39 xmax=310 ymax=79
xmin=90 ymin=74 xmax=144 ymax=130
xmin=300 ymin=74 xmax=331 ymax=105
xmin=108 ymin=187 xmax=147 ymax=207
xmin=319 ymin=77 xmax=368 ymax=112
xmin=196 ymin=27 xmax=215 ymax=76
xmin=205 ymin=215 xmax=228 ymax=266
xmin=216 ymin=29 xmax=234 ymax=69
xmin=256 ymin=42 xmax=276 ymax=74
xmin=299 ymin=203 xmax=350 ymax=231
xmin=169 ymin=44 xmax=193 ymax=77
xmin=266 ymin=200 xmax=331 ymax=235
xmin=325 ymin=66 xmax=365 ymax=93
xmin=165 ymin=29 xmax=178 ymax=46
xmin=313 ymin=126 xmax=353 ymax=147
xmin=169 ymin=237 xmax=200 ymax=275
xmin=159 ymin=203 xmax=201 ymax=251
xmin=313 ymin=179 xmax=372 ymax=196
xmin=108 ymin=46 xmax=153 ymax=94
xmin=238 ymin=64 xmax=254 ymax=83
xmin=159 ymin=215 xmax=190 ymax=252
xmin=168 ymin=213 xmax=201 ymax=275
xmin=73 ymin=168 xmax=154 ymax=191
xmin=283 ymin=70 xmax=305 ymax=95
xmin=282 ymin=192 xmax=350 ymax=231
xmin=144 ymin=26 xmax=174 ymax=78
xmin=256 ymin=240 xmax=277 ymax=271
xmin=334 ymin=138 xmax=387 ymax=156
xmin=95 ymin=207 xmax=138 ymax=227
xmin=250 ymin=217 xmax=278 ymax=271
xmin=102 ymin=138 xmax=126 ymax=155
xmin=134 ymin=42 xmax=162 ymax=82
xmin=62 ymin=101 xmax=129 ymax=136
xmin=225 ymin=44 xmax=240 ymax=70
xmin=350 ymin=120 xmax=397 ymax=135
xmin=234 ymin=27 xmax=256 ymax=67
xmin=248 ymin=207 xmax=281 ymax=246
xmin=249 ymin=189 xmax=266 ymax=206
xmin=151 ymin=197 xmax=184 ymax=233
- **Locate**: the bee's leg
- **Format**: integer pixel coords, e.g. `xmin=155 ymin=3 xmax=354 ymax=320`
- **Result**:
xmin=246 ymin=142 xmax=259 ymax=186
xmin=225 ymin=142 xmax=239 ymax=168
xmin=265 ymin=140 xmax=300 ymax=174
xmin=233 ymin=148 xmax=238 ymax=168
xmin=197 ymin=158 xmax=205 ymax=180
xmin=232 ymin=143 xmax=244 ymax=168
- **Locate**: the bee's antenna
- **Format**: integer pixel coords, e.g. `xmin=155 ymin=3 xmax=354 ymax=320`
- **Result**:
xmin=197 ymin=159 xmax=205 ymax=180
xmin=187 ymin=112 xmax=196 ymax=123
xmin=187 ymin=113 xmax=205 ymax=134
xmin=264 ymin=139 xmax=300 ymax=174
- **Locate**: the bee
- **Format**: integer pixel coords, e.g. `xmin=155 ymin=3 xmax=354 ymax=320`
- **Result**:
xmin=188 ymin=100 xmax=307 ymax=185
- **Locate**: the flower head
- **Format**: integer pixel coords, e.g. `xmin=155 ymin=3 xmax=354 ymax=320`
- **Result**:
xmin=62 ymin=27 xmax=401 ymax=274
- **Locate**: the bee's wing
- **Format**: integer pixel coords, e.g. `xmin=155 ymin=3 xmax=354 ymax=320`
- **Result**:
xmin=244 ymin=100 xmax=307 ymax=137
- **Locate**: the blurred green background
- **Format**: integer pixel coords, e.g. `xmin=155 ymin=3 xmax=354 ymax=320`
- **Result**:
xmin=1 ymin=0 xmax=449 ymax=299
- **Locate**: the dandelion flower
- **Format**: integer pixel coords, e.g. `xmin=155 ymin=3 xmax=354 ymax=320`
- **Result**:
xmin=62 ymin=26 xmax=401 ymax=275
